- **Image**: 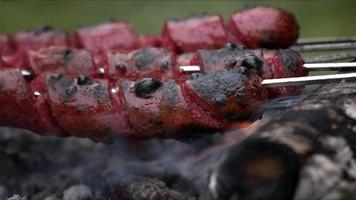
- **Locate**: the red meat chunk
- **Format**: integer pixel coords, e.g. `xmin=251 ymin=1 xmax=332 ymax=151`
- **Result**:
xmin=13 ymin=26 xmax=69 ymax=51
xmin=139 ymin=35 xmax=162 ymax=48
xmin=228 ymin=6 xmax=299 ymax=48
xmin=0 ymin=68 xmax=34 ymax=129
xmin=74 ymin=21 xmax=140 ymax=54
xmin=0 ymin=33 xmax=13 ymax=56
xmin=174 ymin=52 xmax=204 ymax=83
xmin=176 ymin=53 xmax=196 ymax=66
xmin=161 ymin=14 xmax=228 ymax=53
xmin=183 ymin=67 xmax=267 ymax=122
xmin=27 ymin=47 xmax=96 ymax=76
xmin=46 ymin=74 xmax=130 ymax=142
xmin=263 ymin=49 xmax=307 ymax=96
xmin=105 ymin=47 xmax=176 ymax=80
xmin=29 ymin=74 xmax=64 ymax=136
xmin=1 ymin=48 xmax=30 ymax=68
xmin=121 ymin=78 xmax=225 ymax=140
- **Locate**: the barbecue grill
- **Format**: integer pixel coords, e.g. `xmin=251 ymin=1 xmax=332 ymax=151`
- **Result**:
xmin=1 ymin=3 xmax=356 ymax=200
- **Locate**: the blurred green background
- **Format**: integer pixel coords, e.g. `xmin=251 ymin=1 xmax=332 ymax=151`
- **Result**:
xmin=0 ymin=0 xmax=355 ymax=39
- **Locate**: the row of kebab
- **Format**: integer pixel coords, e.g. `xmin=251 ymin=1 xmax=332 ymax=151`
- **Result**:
xmin=0 ymin=6 xmax=308 ymax=142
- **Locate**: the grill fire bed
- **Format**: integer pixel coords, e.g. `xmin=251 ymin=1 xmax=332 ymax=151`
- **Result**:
xmin=1 ymin=81 xmax=356 ymax=200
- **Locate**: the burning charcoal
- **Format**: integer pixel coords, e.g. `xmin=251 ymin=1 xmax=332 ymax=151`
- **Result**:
xmin=2 ymin=79 xmax=356 ymax=200
xmin=62 ymin=185 xmax=93 ymax=200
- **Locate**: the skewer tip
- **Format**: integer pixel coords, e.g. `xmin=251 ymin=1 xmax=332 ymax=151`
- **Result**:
xmin=179 ymin=65 xmax=201 ymax=72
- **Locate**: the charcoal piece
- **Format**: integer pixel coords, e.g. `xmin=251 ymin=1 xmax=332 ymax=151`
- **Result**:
xmin=213 ymin=83 xmax=356 ymax=200
xmin=7 ymin=195 xmax=27 ymax=200
xmin=116 ymin=176 xmax=194 ymax=200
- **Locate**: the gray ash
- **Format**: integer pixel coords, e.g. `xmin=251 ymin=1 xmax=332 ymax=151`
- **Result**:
xmin=0 ymin=128 xmax=234 ymax=200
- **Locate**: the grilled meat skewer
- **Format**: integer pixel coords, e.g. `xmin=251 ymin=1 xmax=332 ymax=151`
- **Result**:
xmin=1 ymin=43 xmax=307 ymax=96
xmin=0 ymin=6 xmax=299 ymax=59
xmin=0 ymin=67 xmax=264 ymax=142
xmin=0 ymin=45 xmax=306 ymax=142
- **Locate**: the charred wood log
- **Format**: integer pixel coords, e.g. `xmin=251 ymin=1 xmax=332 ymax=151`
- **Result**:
xmin=213 ymin=83 xmax=356 ymax=200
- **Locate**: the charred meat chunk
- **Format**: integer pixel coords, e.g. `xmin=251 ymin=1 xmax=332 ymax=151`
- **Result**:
xmin=121 ymin=78 xmax=224 ymax=139
xmin=134 ymin=78 xmax=163 ymax=99
xmin=29 ymin=73 xmax=64 ymax=136
xmin=0 ymin=68 xmax=35 ymax=129
xmin=228 ymin=6 xmax=299 ymax=48
xmin=46 ymin=74 xmax=129 ymax=142
xmin=194 ymin=43 xmax=265 ymax=74
xmin=263 ymin=49 xmax=305 ymax=78
xmin=263 ymin=49 xmax=307 ymax=97
xmin=105 ymin=47 xmax=176 ymax=80
xmin=183 ymin=68 xmax=267 ymax=121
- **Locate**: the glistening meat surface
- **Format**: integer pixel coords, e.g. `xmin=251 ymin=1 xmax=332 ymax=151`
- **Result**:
xmin=0 ymin=45 xmax=307 ymax=142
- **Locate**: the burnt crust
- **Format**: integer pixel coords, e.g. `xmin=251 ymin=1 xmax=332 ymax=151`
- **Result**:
xmin=279 ymin=49 xmax=301 ymax=72
xmin=134 ymin=48 xmax=160 ymax=70
xmin=187 ymin=68 xmax=249 ymax=105
xmin=134 ymin=78 xmax=163 ymax=98
xmin=199 ymin=44 xmax=264 ymax=74
xmin=0 ymin=77 xmax=3 ymax=90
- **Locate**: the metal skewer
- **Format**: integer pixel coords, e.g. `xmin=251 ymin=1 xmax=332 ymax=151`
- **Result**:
xmin=293 ymin=36 xmax=356 ymax=52
xmin=303 ymin=62 xmax=356 ymax=70
xmin=304 ymin=52 xmax=356 ymax=63
xmin=297 ymin=36 xmax=356 ymax=45
xmin=261 ymin=73 xmax=356 ymax=87
xmin=179 ymin=65 xmax=201 ymax=72
xmin=179 ymin=62 xmax=356 ymax=88
xmin=21 ymin=69 xmax=32 ymax=77
xmin=291 ymin=42 xmax=356 ymax=52
xmin=179 ymin=62 xmax=356 ymax=73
